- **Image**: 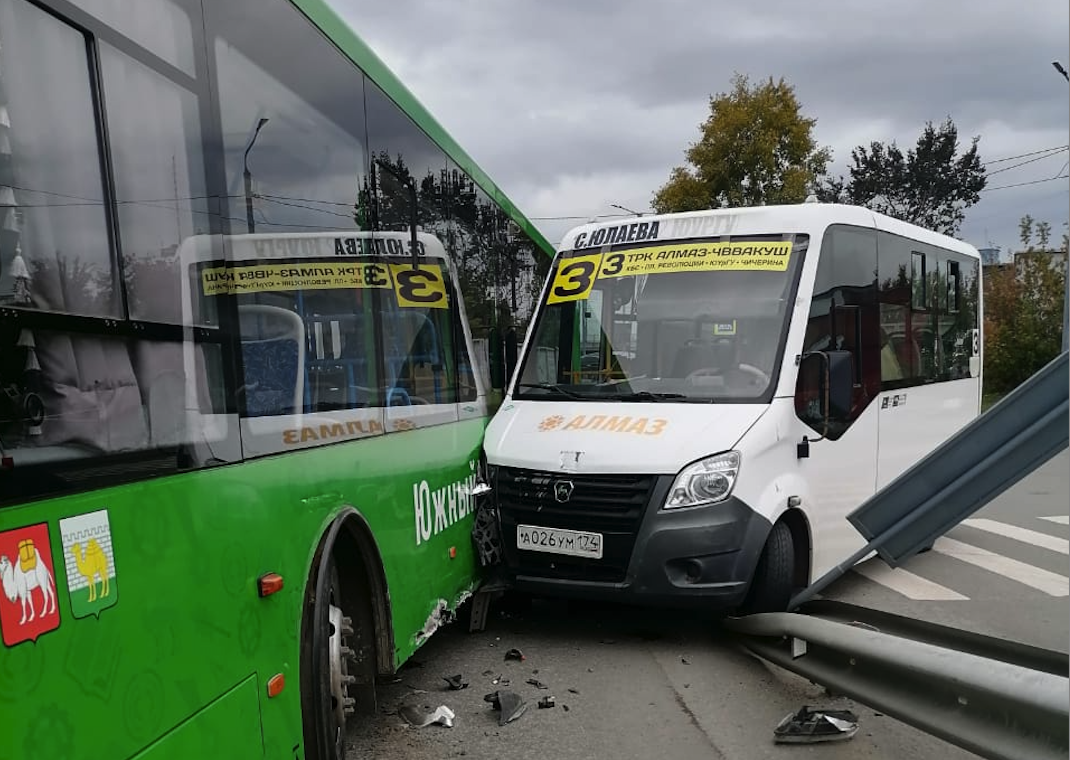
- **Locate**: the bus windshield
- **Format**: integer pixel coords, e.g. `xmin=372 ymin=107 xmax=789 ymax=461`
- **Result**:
xmin=515 ymin=234 xmax=809 ymax=402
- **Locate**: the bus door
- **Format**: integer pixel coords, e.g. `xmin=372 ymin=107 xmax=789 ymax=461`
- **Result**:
xmin=795 ymin=226 xmax=882 ymax=570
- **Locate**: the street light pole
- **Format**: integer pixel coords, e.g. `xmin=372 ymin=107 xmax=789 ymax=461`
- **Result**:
xmin=610 ymin=203 xmax=644 ymax=217
xmin=243 ymin=117 xmax=269 ymax=233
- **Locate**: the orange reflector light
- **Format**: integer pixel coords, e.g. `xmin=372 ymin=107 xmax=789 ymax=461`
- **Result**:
xmin=257 ymin=573 xmax=284 ymax=597
xmin=267 ymin=674 xmax=285 ymax=698
xmin=449 ymin=546 xmax=457 ymax=559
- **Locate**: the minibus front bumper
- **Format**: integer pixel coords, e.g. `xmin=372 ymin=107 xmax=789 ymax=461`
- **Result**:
xmin=493 ymin=467 xmax=772 ymax=610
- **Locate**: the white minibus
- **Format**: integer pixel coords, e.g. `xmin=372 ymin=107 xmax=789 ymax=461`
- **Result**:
xmin=482 ymin=203 xmax=982 ymax=612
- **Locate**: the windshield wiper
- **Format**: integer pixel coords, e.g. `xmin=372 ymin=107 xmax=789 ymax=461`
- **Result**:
xmin=516 ymin=382 xmax=588 ymax=400
xmin=605 ymin=390 xmax=688 ymax=402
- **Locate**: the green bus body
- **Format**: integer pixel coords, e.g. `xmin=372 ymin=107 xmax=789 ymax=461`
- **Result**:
xmin=1 ymin=420 xmax=484 ymax=759
xmin=0 ymin=0 xmax=550 ymax=757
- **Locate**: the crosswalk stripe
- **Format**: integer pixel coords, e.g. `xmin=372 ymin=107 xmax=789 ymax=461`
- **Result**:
xmin=1039 ymin=516 xmax=1070 ymax=525
xmin=853 ymin=561 xmax=969 ymax=601
xmin=933 ymin=537 xmax=1069 ymax=597
xmin=961 ymin=518 xmax=1069 ymax=554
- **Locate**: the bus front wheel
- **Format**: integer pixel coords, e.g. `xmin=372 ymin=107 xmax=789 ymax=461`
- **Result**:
xmin=739 ymin=520 xmax=795 ymax=614
xmin=305 ymin=547 xmax=370 ymax=760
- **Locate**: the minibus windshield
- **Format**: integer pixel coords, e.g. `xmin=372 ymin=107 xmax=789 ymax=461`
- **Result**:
xmin=514 ymin=234 xmax=809 ymax=403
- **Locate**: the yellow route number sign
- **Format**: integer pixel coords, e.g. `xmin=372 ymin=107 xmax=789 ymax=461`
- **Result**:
xmin=546 ymin=241 xmax=793 ymax=303
xmin=389 ymin=264 xmax=449 ymax=309
xmin=200 ymin=260 xmax=449 ymax=310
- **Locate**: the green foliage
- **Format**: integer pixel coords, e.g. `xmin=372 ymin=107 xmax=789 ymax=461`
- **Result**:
xmin=817 ymin=117 xmax=986 ymax=235
xmin=652 ymin=74 xmax=832 ymax=212
xmin=982 ymin=215 xmax=1067 ymax=395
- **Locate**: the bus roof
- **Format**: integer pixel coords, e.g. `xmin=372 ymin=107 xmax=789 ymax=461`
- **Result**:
xmin=558 ymin=203 xmax=981 ymax=260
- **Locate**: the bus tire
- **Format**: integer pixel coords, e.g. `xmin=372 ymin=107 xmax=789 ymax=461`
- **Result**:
xmin=302 ymin=521 xmax=379 ymax=760
xmin=739 ymin=520 xmax=794 ymax=614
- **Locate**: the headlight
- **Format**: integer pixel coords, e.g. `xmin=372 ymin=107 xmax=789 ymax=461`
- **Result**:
xmin=664 ymin=451 xmax=740 ymax=509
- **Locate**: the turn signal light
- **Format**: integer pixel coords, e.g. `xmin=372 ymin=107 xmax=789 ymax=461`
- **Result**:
xmin=257 ymin=573 xmax=284 ymax=597
xmin=267 ymin=674 xmax=285 ymax=698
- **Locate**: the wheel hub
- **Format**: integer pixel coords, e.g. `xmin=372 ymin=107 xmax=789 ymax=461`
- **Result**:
xmin=328 ymin=604 xmax=356 ymax=727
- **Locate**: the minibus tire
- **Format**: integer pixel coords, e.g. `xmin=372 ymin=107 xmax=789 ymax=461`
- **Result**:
xmin=740 ymin=521 xmax=794 ymax=614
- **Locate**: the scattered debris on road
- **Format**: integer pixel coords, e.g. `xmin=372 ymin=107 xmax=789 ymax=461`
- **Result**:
xmin=504 ymin=647 xmax=525 ymax=661
xmin=526 ymin=677 xmax=548 ymax=689
xmin=442 ymin=674 xmax=469 ymax=690
xmin=538 ymin=696 xmax=556 ymax=709
xmin=484 ymin=690 xmax=528 ymax=725
xmin=399 ymin=703 xmax=456 ymax=729
xmin=773 ymin=706 xmax=859 ymax=744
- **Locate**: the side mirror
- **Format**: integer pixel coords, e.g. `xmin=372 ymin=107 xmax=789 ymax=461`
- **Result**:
xmin=795 ymin=350 xmax=854 ymax=433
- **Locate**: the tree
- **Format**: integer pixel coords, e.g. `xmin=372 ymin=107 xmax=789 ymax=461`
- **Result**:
xmin=817 ymin=118 xmax=985 ymax=236
xmin=982 ymin=215 xmax=1067 ymax=395
xmin=652 ymin=74 xmax=831 ymax=212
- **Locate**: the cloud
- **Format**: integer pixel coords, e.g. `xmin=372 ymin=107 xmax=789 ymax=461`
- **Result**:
xmin=338 ymin=0 xmax=1070 ymax=255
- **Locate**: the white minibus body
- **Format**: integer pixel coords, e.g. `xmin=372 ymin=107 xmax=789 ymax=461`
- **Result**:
xmin=483 ymin=203 xmax=982 ymax=612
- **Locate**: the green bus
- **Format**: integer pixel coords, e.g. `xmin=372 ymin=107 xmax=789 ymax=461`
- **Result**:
xmin=0 ymin=1 xmax=551 ymax=757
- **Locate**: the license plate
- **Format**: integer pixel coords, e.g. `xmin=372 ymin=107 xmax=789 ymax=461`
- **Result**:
xmin=516 ymin=524 xmax=603 ymax=559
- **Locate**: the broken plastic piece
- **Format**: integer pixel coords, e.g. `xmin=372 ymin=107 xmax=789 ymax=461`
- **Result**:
xmin=538 ymin=696 xmax=556 ymax=709
xmin=442 ymin=674 xmax=469 ymax=690
xmin=504 ymin=648 xmax=525 ymax=661
xmin=399 ymin=703 xmax=456 ymax=728
xmin=484 ymin=690 xmax=528 ymax=725
xmin=773 ymin=706 xmax=859 ymax=744
xmin=526 ymin=678 xmax=548 ymax=689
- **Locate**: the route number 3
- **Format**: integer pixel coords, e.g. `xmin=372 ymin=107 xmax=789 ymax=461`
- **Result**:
xmin=389 ymin=264 xmax=448 ymax=309
xmin=547 ymin=254 xmax=605 ymax=304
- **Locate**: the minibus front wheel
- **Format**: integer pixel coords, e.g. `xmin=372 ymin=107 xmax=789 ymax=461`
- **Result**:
xmin=739 ymin=520 xmax=794 ymax=614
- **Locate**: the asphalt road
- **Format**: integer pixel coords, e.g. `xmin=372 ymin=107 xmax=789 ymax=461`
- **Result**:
xmin=346 ymin=450 xmax=1068 ymax=760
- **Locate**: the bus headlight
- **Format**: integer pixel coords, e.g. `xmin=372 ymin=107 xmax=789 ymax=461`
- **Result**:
xmin=664 ymin=451 xmax=740 ymax=509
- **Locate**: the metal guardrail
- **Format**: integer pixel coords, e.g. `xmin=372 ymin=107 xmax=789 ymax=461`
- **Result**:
xmin=725 ymin=600 xmax=1070 ymax=760
xmin=792 ymin=350 xmax=1069 ymax=608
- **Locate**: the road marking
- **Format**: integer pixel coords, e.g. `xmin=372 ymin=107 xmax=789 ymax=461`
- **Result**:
xmin=961 ymin=518 xmax=1069 ymax=554
xmin=1039 ymin=516 xmax=1069 ymax=525
xmin=854 ymin=561 xmax=969 ymax=601
xmin=933 ymin=537 xmax=1069 ymax=596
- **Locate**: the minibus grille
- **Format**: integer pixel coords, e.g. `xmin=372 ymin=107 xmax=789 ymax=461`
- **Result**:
xmin=495 ymin=467 xmax=656 ymax=583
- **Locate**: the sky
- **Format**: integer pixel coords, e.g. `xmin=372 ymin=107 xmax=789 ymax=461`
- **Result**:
xmin=336 ymin=1 xmax=1070 ymax=258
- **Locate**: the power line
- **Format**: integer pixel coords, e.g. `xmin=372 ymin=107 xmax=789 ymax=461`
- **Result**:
xmin=528 ymin=212 xmax=634 ymax=221
xmin=986 ymin=147 xmax=1069 ymax=177
xmin=983 ymin=144 xmax=1069 ymax=166
xmin=982 ymin=174 xmax=1069 ymax=192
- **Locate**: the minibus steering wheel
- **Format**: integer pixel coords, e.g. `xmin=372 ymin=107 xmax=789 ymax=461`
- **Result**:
xmin=686 ymin=364 xmax=770 ymax=387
